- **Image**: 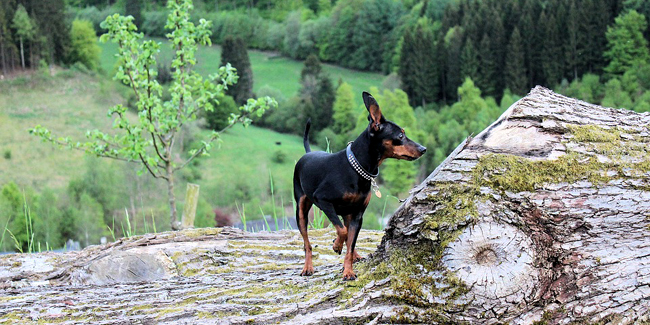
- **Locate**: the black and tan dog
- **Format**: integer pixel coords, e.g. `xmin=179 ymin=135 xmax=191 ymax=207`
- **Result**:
xmin=293 ymin=91 xmax=426 ymax=280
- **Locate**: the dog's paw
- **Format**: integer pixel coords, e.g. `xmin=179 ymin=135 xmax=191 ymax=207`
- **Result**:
xmin=342 ymin=271 xmax=357 ymax=281
xmin=353 ymin=254 xmax=364 ymax=263
xmin=300 ymin=265 xmax=314 ymax=276
xmin=332 ymin=238 xmax=344 ymax=255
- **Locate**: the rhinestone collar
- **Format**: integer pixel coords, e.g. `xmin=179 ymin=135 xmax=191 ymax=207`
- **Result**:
xmin=346 ymin=144 xmax=378 ymax=181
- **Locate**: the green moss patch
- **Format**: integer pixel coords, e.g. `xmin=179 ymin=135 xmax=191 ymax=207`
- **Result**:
xmin=473 ymin=153 xmax=612 ymax=193
xmin=568 ymin=124 xmax=621 ymax=143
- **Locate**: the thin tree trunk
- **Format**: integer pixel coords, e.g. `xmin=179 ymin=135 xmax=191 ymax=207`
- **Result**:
xmin=167 ymin=162 xmax=179 ymax=230
xmin=19 ymin=37 xmax=24 ymax=69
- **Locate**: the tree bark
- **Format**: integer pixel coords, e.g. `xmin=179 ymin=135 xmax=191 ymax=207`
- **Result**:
xmin=167 ymin=161 xmax=180 ymax=231
xmin=1 ymin=87 xmax=649 ymax=324
xmin=19 ymin=37 xmax=24 ymax=69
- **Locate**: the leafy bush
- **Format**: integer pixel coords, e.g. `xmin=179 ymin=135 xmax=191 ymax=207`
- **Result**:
xmin=271 ymin=149 xmax=286 ymax=164
xmin=205 ymin=95 xmax=239 ymax=131
xmin=141 ymin=10 xmax=168 ymax=37
xmin=69 ymin=19 xmax=101 ymax=71
xmin=3 ymin=150 xmax=11 ymax=160
xmin=75 ymin=6 xmax=115 ymax=35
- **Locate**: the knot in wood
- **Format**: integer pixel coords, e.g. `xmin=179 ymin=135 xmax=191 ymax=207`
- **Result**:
xmin=474 ymin=246 xmax=498 ymax=266
xmin=442 ymin=220 xmax=538 ymax=301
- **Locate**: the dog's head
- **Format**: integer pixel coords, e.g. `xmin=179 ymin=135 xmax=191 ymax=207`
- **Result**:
xmin=362 ymin=91 xmax=426 ymax=162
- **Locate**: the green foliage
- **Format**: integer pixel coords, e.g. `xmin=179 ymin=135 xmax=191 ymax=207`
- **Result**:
xmin=3 ymin=150 xmax=10 ymax=160
xmin=505 ymin=27 xmax=527 ymax=95
xmin=125 ymin=0 xmax=143 ymax=28
xmin=332 ymin=82 xmax=356 ymax=135
xmin=220 ymin=37 xmax=254 ymax=105
xmin=141 ymin=10 xmax=168 ymax=37
xmin=399 ymin=17 xmax=441 ymax=107
xmin=297 ymin=54 xmax=335 ymax=131
xmin=604 ymin=10 xmax=650 ymax=75
xmin=0 ymin=182 xmax=24 ymax=251
xmin=31 ymin=0 xmax=275 ymax=230
xmin=69 ymin=19 xmax=101 ymax=71
xmin=205 ymin=95 xmax=238 ymax=131
xmin=602 ymin=78 xmax=634 ymax=109
xmin=11 ymin=5 xmax=35 ymax=42
xmin=74 ymin=193 xmax=108 ymax=247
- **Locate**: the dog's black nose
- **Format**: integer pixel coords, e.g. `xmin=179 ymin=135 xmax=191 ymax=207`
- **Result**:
xmin=419 ymin=146 xmax=427 ymax=155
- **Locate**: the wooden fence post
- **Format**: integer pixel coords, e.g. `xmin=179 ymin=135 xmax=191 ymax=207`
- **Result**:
xmin=181 ymin=183 xmax=200 ymax=229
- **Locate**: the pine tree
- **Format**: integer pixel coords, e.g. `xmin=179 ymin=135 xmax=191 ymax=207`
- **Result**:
xmin=505 ymin=27 xmax=527 ymax=95
xmin=298 ymin=54 xmax=335 ymax=131
xmin=33 ymin=0 xmax=70 ymax=64
xmin=604 ymin=10 xmax=650 ymax=75
xmin=477 ymin=33 xmax=497 ymax=97
xmin=541 ymin=11 xmax=563 ymax=86
xmin=565 ymin=0 xmax=581 ymax=80
xmin=125 ymin=0 xmax=143 ymax=29
xmin=398 ymin=18 xmax=440 ymax=107
xmin=445 ymin=27 xmax=463 ymax=102
xmin=579 ymin=0 xmax=610 ymax=73
xmin=460 ymin=39 xmax=479 ymax=82
xmin=220 ymin=36 xmax=254 ymax=105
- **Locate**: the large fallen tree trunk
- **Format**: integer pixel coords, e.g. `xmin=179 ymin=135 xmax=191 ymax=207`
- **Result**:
xmin=2 ymin=86 xmax=650 ymax=324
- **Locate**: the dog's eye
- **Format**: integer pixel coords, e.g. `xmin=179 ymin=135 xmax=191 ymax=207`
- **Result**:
xmin=399 ymin=133 xmax=404 ymax=139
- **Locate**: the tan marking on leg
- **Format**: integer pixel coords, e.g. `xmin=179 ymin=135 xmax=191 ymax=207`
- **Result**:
xmin=298 ymin=196 xmax=314 ymax=276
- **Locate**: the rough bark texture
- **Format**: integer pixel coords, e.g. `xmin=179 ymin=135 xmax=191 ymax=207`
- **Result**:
xmin=2 ymin=87 xmax=650 ymax=324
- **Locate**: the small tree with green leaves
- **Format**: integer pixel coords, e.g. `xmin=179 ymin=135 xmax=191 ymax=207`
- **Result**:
xmin=69 ymin=19 xmax=101 ymax=71
xmin=11 ymin=4 xmax=35 ymax=69
xmin=31 ymin=0 xmax=275 ymax=230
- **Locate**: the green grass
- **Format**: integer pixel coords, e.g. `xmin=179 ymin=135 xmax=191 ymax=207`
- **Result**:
xmin=0 ymin=70 xmax=310 ymax=225
xmin=99 ymin=39 xmax=385 ymax=107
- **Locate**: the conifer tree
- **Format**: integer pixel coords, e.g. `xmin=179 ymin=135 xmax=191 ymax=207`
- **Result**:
xmin=565 ymin=0 xmax=581 ymax=80
xmin=477 ymin=33 xmax=497 ymax=97
xmin=460 ymin=39 xmax=479 ymax=82
xmin=398 ymin=18 xmax=440 ymax=107
xmin=298 ymin=54 xmax=334 ymax=131
xmin=33 ymin=0 xmax=70 ymax=64
xmin=541 ymin=11 xmax=563 ymax=86
xmin=579 ymin=0 xmax=610 ymax=73
xmin=220 ymin=36 xmax=254 ymax=105
xmin=505 ymin=27 xmax=527 ymax=95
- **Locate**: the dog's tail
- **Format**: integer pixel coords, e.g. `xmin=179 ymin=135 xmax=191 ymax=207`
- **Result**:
xmin=303 ymin=119 xmax=311 ymax=153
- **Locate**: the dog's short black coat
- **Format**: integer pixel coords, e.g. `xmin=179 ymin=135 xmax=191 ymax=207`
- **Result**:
xmin=293 ymin=91 xmax=426 ymax=280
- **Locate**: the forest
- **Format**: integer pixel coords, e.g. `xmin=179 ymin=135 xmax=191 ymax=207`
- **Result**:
xmin=0 ymin=0 xmax=649 ymax=252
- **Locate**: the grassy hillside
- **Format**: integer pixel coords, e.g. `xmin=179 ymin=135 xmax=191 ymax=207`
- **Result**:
xmin=0 ymin=71 xmax=312 ymax=228
xmin=98 ymin=39 xmax=385 ymax=106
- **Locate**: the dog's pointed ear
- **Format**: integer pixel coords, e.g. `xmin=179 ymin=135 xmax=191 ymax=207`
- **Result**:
xmin=363 ymin=91 xmax=383 ymax=131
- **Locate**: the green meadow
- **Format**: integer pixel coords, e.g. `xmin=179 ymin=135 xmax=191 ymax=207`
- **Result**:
xmin=99 ymin=39 xmax=385 ymax=106
xmin=0 ymin=40 xmax=389 ymax=235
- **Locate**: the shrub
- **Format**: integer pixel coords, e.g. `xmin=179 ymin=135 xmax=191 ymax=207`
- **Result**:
xmin=69 ymin=19 xmax=101 ymax=71
xmin=141 ymin=10 xmax=168 ymax=37
xmin=3 ymin=149 xmax=11 ymax=160
xmin=205 ymin=95 xmax=239 ymax=130
xmin=156 ymin=62 xmax=172 ymax=84
xmin=75 ymin=6 xmax=115 ymax=35
xmin=271 ymin=149 xmax=286 ymax=164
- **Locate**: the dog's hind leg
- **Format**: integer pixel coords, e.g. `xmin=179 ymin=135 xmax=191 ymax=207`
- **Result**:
xmin=296 ymin=194 xmax=314 ymax=276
